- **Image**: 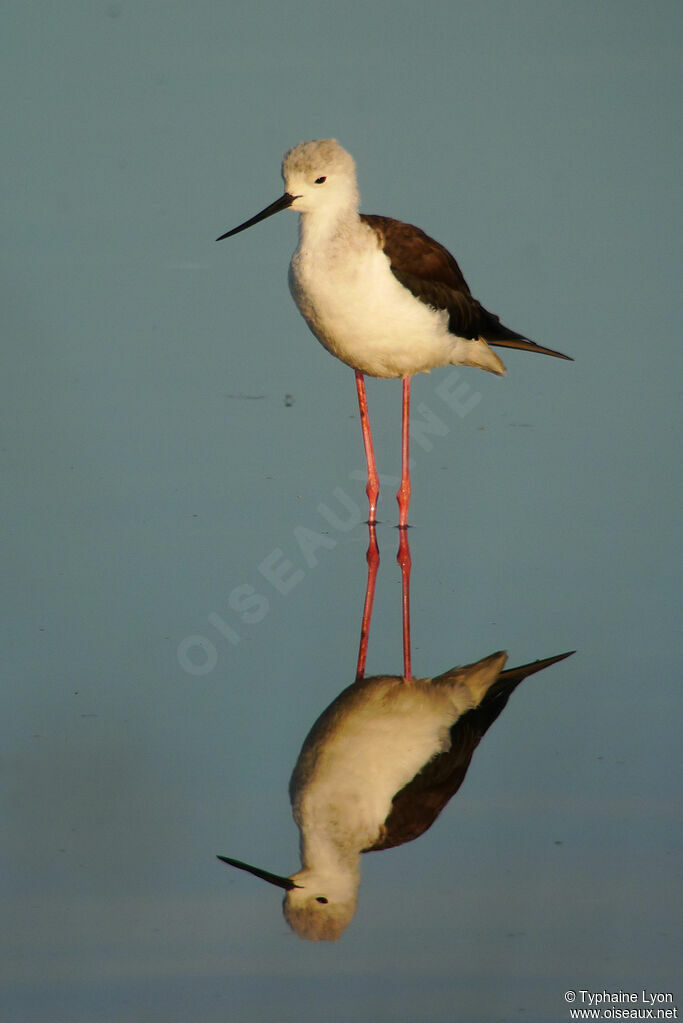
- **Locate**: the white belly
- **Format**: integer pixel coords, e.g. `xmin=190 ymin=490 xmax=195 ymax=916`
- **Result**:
xmin=291 ymin=677 xmax=476 ymax=850
xmin=289 ymin=243 xmax=457 ymax=379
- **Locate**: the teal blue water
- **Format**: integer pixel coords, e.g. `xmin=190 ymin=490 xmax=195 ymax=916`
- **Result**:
xmin=2 ymin=2 xmax=680 ymax=1020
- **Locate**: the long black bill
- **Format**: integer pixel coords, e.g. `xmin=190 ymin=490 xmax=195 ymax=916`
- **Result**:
xmin=216 ymin=854 xmax=299 ymax=890
xmin=216 ymin=193 xmax=297 ymax=241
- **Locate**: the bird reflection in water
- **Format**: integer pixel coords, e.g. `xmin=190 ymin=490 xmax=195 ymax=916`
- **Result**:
xmin=218 ymin=527 xmax=573 ymax=940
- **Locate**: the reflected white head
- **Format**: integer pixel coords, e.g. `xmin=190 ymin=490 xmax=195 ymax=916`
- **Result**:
xmin=282 ymin=865 xmax=359 ymax=942
xmin=217 ymin=855 xmax=359 ymax=942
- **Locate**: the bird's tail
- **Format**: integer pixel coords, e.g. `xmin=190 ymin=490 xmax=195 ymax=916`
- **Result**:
xmin=433 ymin=650 xmax=508 ymax=705
xmin=433 ymin=649 xmax=574 ymax=706
xmin=433 ymin=649 xmax=574 ymax=733
xmin=464 ymin=649 xmax=575 ymax=732
xmin=457 ymin=338 xmax=507 ymax=376
xmin=477 ymin=306 xmax=573 ymax=361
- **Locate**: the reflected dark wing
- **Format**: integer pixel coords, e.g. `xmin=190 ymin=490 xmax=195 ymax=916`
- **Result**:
xmin=363 ymin=651 xmax=574 ymax=853
xmin=361 ymin=214 xmax=571 ymax=360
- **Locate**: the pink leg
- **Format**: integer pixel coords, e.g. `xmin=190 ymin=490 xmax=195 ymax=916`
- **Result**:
xmin=355 ymin=523 xmax=379 ymax=681
xmin=397 ymin=527 xmax=413 ymax=681
xmin=355 ymin=371 xmax=380 ymax=524
xmin=397 ymin=376 xmax=412 ymax=529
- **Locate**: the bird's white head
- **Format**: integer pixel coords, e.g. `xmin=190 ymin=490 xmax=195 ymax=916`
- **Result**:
xmin=282 ymin=867 xmax=359 ymax=942
xmin=217 ymin=854 xmax=359 ymax=942
xmin=216 ymin=139 xmax=358 ymax=241
xmin=281 ymin=138 xmax=359 ymax=216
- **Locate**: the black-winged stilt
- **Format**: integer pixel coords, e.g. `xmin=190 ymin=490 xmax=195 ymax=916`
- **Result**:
xmin=217 ymin=139 xmax=571 ymax=527
xmin=218 ymin=646 xmax=573 ymax=941
xmin=217 ymin=524 xmax=573 ymax=941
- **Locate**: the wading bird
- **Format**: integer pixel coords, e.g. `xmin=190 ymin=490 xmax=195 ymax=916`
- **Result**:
xmin=218 ymin=647 xmax=573 ymax=941
xmin=217 ymin=139 xmax=571 ymax=526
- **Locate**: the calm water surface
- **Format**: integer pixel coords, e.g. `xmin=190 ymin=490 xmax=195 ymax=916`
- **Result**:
xmin=2 ymin=3 xmax=680 ymax=1021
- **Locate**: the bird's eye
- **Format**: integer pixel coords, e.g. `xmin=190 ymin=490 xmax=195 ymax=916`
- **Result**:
xmin=315 ymin=896 xmax=328 ymax=904
xmin=314 ymin=176 xmax=327 ymax=184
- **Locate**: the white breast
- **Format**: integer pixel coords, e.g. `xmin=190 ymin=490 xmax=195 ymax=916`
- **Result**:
xmin=289 ymin=225 xmax=456 ymax=379
xmin=292 ymin=679 xmax=477 ymax=849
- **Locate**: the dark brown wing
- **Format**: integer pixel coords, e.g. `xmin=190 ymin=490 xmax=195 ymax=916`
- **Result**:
xmin=363 ymin=651 xmax=574 ymax=853
xmin=361 ymin=214 xmax=571 ymax=360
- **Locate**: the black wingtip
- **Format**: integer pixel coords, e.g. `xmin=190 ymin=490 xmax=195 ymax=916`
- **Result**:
xmin=502 ymin=650 xmax=575 ymax=680
xmin=488 ymin=338 xmax=574 ymax=361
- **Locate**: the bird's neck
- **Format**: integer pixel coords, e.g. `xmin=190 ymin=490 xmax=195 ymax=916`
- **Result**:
xmin=297 ymin=204 xmax=362 ymax=256
xmin=295 ymin=848 xmax=361 ymax=906
xmin=299 ymin=828 xmax=362 ymax=879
